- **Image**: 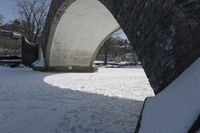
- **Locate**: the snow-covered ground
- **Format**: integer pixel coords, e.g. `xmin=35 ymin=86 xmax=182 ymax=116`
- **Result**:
xmin=0 ymin=67 xmax=154 ymax=133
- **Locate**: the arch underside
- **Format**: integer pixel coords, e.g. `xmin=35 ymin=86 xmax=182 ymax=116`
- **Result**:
xmin=42 ymin=0 xmax=200 ymax=93
xmin=45 ymin=0 xmax=120 ymax=72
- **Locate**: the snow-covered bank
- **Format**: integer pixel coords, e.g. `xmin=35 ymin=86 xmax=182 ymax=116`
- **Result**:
xmin=138 ymin=58 xmax=200 ymax=133
xmin=0 ymin=67 xmax=154 ymax=133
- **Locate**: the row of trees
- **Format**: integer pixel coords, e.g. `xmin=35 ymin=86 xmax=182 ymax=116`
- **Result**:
xmin=0 ymin=0 xmax=49 ymax=43
xmin=96 ymin=35 xmax=139 ymax=65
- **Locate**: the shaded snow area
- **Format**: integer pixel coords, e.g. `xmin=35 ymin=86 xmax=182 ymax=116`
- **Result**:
xmin=138 ymin=58 xmax=200 ymax=133
xmin=0 ymin=67 xmax=154 ymax=133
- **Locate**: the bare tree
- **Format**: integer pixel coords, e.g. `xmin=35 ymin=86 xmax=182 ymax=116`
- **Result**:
xmin=16 ymin=0 xmax=49 ymax=43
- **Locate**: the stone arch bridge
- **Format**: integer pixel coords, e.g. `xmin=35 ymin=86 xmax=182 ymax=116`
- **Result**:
xmin=40 ymin=0 xmax=200 ymax=94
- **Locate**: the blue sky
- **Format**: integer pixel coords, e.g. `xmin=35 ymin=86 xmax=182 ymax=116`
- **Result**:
xmin=0 ymin=0 xmax=127 ymax=39
xmin=0 ymin=0 xmax=17 ymax=23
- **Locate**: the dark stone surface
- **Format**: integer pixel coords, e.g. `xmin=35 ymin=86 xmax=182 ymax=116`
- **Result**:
xmin=41 ymin=0 xmax=200 ymax=94
xmin=188 ymin=115 xmax=200 ymax=133
xmin=22 ymin=37 xmax=39 ymax=66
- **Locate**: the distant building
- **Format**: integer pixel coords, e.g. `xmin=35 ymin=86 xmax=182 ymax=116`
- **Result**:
xmin=12 ymin=32 xmax=22 ymax=39
xmin=0 ymin=30 xmax=22 ymax=39
xmin=0 ymin=29 xmax=22 ymax=57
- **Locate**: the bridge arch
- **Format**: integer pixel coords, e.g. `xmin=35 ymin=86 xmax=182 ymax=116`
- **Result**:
xmin=45 ymin=0 xmax=120 ymax=72
xmin=42 ymin=0 xmax=200 ymax=94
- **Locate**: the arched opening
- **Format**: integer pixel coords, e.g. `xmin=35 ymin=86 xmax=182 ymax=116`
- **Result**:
xmin=41 ymin=0 xmax=200 ymax=94
xmin=41 ymin=1 xmax=157 ymax=132
xmin=40 ymin=0 xmax=200 ymax=132
xmin=45 ymin=0 xmax=120 ymax=72
xmin=95 ymin=29 xmax=139 ymax=67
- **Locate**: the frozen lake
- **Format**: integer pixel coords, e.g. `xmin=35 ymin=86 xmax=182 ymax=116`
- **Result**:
xmin=0 ymin=67 xmax=154 ymax=133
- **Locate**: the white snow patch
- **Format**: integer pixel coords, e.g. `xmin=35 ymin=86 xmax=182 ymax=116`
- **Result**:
xmin=0 ymin=67 xmax=154 ymax=133
xmin=32 ymin=58 xmax=45 ymax=67
xmin=44 ymin=68 xmax=153 ymax=101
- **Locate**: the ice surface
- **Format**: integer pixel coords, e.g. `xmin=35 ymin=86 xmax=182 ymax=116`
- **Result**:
xmin=0 ymin=67 xmax=154 ymax=133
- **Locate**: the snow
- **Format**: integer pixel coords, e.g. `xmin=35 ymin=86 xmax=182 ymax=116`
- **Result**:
xmin=32 ymin=57 xmax=45 ymax=67
xmin=0 ymin=67 xmax=154 ymax=133
xmin=138 ymin=58 xmax=200 ymax=133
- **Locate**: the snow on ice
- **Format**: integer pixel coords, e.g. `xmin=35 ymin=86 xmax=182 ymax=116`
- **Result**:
xmin=0 ymin=67 xmax=154 ymax=133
